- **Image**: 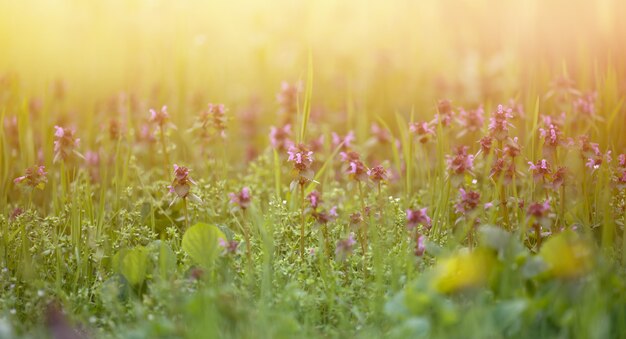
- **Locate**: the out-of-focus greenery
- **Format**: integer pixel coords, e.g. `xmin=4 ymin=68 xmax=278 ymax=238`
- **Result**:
xmin=1 ymin=0 xmax=626 ymax=338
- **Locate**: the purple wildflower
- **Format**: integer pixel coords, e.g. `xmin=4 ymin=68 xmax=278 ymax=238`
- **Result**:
xmin=406 ymin=208 xmax=432 ymax=230
xmin=229 ymin=187 xmax=252 ymax=210
xmin=14 ymin=165 xmax=48 ymax=190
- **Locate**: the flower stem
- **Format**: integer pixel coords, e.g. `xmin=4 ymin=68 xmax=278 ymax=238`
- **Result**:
xmin=300 ymin=183 xmax=306 ymax=259
xmin=358 ymin=181 xmax=367 ymax=254
xmin=183 ymin=198 xmax=189 ymax=229
xmin=242 ymin=210 xmax=253 ymax=271
xmin=159 ymin=125 xmax=170 ymax=175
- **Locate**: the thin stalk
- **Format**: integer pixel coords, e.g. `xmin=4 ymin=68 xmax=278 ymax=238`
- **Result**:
xmin=159 ymin=125 xmax=170 ymax=175
xmin=241 ymin=210 xmax=253 ymax=274
xmin=300 ymin=183 xmax=306 ymax=259
xmin=321 ymin=222 xmax=330 ymax=257
xmin=183 ymin=198 xmax=189 ymax=229
xmin=357 ymin=181 xmax=367 ymax=253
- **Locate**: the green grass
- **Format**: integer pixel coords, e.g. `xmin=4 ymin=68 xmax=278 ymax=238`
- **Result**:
xmin=1 ymin=1 xmax=626 ymax=338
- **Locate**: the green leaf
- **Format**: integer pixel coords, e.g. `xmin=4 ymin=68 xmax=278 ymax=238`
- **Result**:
xmin=120 ymin=246 xmax=149 ymax=286
xmin=182 ymin=222 xmax=226 ymax=268
xmin=493 ymin=300 xmax=527 ymax=335
xmin=479 ymin=225 xmax=511 ymax=252
xmin=147 ymin=240 xmax=177 ymax=278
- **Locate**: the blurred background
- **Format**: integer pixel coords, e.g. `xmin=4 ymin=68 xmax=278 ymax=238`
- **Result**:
xmin=1 ymin=0 xmax=625 ymax=142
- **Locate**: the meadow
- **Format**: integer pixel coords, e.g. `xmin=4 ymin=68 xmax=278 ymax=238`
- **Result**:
xmin=1 ymin=0 xmax=626 ymax=338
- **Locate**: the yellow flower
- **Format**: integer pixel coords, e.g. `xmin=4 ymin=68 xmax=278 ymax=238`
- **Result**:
xmin=430 ymin=248 xmax=496 ymax=294
xmin=539 ymin=231 xmax=593 ymax=279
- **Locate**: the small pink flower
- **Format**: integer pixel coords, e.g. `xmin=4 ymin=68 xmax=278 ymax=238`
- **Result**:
xmin=478 ymin=136 xmax=493 ymax=154
xmin=433 ymin=99 xmax=454 ymax=127
xmin=137 ymin=123 xmax=156 ymax=144
xmin=276 ymin=81 xmax=302 ymax=116
xmin=409 ymin=121 xmax=435 ymax=143
xmin=309 ymin=135 xmax=325 ymax=153
xmin=586 ymin=150 xmax=611 ymax=172
xmin=618 ymin=154 xmax=626 ymax=168
xmin=539 ymin=124 xmax=562 ymax=150
xmin=406 ymin=208 xmax=432 ymax=230
xmin=14 ymin=165 xmax=48 ymax=190
xmin=507 ymin=99 xmax=525 ymax=119
xmin=332 ymin=131 xmax=356 ymax=150
xmin=335 ymin=233 xmax=357 ymax=261
xmin=367 ymin=165 xmax=388 ymax=184
xmin=546 ymin=75 xmax=580 ymax=102
xmin=307 ymin=190 xmax=322 ymax=210
xmin=269 ymin=124 xmax=293 ymax=151
xmin=287 ymin=144 xmax=314 ymax=173
xmin=149 ymin=106 xmax=170 ymax=127
xmin=456 ymin=106 xmax=484 ymax=134
xmin=312 ymin=206 xmax=338 ymax=224
xmin=84 ymin=150 xmax=101 ymax=181
xmin=446 ymin=146 xmax=475 ymax=176
xmin=573 ymin=92 xmax=597 ymax=116
xmin=9 ymin=207 xmax=24 ymax=221
xmin=542 ymin=113 xmax=566 ymax=129
xmin=340 ymin=151 xmax=368 ymax=182
xmin=168 ymin=164 xmax=200 ymax=205
xmin=195 ymin=103 xmax=228 ymax=139
xmin=616 ymin=170 xmax=626 ymax=189
xmin=586 ymin=157 xmax=601 ymax=170
xmin=109 ymin=119 xmax=123 ymax=140
xmin=548 ymin=167 xmax=567 ymax=190
xmin=349 ymin=212 xmax=363 ymax=226
xmin=219 ymin=238 xmax=239 ymax=255
xmin=85 ymin=150 xmax=100 ymax=167
xmin=415 ymin=234 xmax=426 ymax=256
xmin=528 ymin=200 xmax=550 ymax=219
xmin=528 ymin=159 xmax=551 ymax=181
xmin=208 ymin=103 xmax=228 ymax=138
xmin=53 ymin=126 xmax=80 ymax=163
xmin=490 ymin=157 xmax=517 ymax=184
xmin=370 ymin=123 xmax=391 ymax=144
xmin=488 ymin=104 xmax=513 ymax=141
xmin=579 ymin=135 xmax=601 ymax=159
xmin=229 ymin=187 xmax=252 ymax=210
xmin=503 ymin=137 xmax=521 ymax=158
xmin=455 ymin=188 xmax=481 ymax=214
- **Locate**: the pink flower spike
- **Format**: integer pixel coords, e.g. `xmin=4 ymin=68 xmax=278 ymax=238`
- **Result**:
xmin=446 ymin=146 xmax=475 ymax=176
xmin=415 ymin=234 xmax=426 ymax=257
xmin=53 ymin=126 xmax=80 ymax=162
xmin=168 ymin=164 xmax=198 ymax=203
xmin=307 ymin=190 xmax=322 ymax=210
xmin=335 ymin=233 xmax=357 ymax=261
xmin=269 ymin=124 xmax=293 ymax=151
xmin=367 ymin=165 xmax=388 ymax=184
xmin=406 ymin=207 xmax=432 ymax=230
xmin=455 ymin=188 xmax=481 ymax=214
xmin=14 ymin=165 xmax=48 ymax=190
xmin=229 ymin=187 xmax=252 ymax=210
xmin=287 ymin=144 xmax=314 ymax=173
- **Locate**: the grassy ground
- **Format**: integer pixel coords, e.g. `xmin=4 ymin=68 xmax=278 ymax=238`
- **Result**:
xmin=1 ymin=0 xmax=626 ymax=338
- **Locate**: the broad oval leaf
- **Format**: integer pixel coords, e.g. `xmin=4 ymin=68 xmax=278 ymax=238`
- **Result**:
xmin=182 ymin=222 xmax=226 ymax=268
xmin=120 ymin=246 xmax=149 ymax=286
